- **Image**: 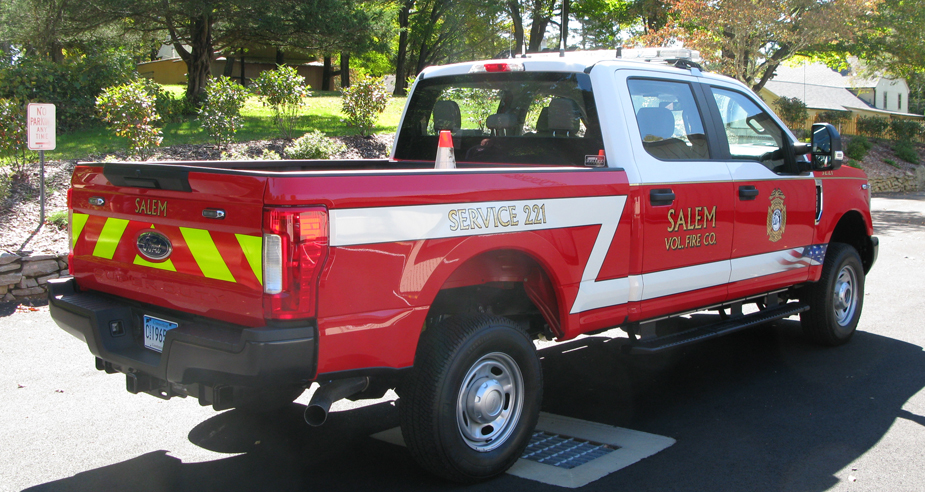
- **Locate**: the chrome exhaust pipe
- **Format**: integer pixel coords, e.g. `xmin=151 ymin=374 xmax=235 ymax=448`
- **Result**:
xmin=304 ymin=376 xmax=369 ymax=426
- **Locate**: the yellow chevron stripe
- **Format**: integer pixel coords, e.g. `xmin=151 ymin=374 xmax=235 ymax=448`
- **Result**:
xmin=133 ymin=255 xmax=177 ymax=271
xmin=71 ymin=213 xmax=89 ymax=250
xmin=235 ymin=234 xmax=263 ymax=285
xmin=92 ymin=218 xmax=129 ymax=259
xmin=180 ymin=227 xmax=236 ymax=282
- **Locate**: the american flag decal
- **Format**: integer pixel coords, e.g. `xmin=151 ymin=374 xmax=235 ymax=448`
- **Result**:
xmin=779 ymin=244 xmax=828 ymax=268
xmin=802 ymin=244 xmax=828 ymax=266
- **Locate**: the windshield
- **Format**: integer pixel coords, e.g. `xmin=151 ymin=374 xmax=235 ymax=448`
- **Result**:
xmin=394 ymin=72 xmax=604 ymax=166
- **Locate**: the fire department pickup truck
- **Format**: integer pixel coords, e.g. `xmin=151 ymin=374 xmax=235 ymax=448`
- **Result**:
xmin=49 ymin=49 xmax=877 ymax=482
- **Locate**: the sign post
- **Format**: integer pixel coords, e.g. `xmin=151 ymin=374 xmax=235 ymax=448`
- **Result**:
xmin=27 ymin=103 xmax=56 ymax=227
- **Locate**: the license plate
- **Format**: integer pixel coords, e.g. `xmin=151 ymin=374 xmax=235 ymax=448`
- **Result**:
xmin=143 ymin=315 xmax=177 ymax=353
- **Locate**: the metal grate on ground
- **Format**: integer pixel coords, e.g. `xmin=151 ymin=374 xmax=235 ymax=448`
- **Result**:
xmin=521 ymin=431 xmax=618 ymax=469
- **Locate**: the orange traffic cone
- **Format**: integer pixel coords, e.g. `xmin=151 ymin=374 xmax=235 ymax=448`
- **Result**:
xmin=435 ymin=130 xmax=456 ymax=169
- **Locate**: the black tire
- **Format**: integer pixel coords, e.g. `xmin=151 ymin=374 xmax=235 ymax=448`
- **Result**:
xmin=800 ymin=242 xmax=865 ymax=346
xmin=399 ymin=314 xmax=542 ymax=483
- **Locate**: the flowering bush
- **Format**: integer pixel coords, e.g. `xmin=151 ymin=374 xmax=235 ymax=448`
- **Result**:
xmin=284 ymin=130 xmax=346 ymax=159
xmin=252 ymin=66 xmax=307 ymax=139
xmin=199 ymin=77 xmax=248 ymax=145
xmin=0 ymin=98 xmax=29 ymax=177
xmin=342 ymin=76 xmax=389 ymax=136
xmin=96 ymin=80 xmax=163 ymax=159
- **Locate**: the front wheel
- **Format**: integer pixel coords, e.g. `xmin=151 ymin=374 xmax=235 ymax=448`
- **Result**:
xmin=800 ymin=242 xmax=865 ymax=346
xmin=399 ymin=314 xmax=542 ymax=483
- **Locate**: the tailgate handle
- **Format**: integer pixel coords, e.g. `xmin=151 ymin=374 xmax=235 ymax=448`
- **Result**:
xmin=103 ymin=164 xmax=192 ymax=192
xmin=738 ymin=185 xmax=759 ymax=200
xmin=649 ymin=188 xmax=675 ymax=206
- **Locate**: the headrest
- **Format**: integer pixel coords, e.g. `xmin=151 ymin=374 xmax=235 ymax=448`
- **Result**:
xmin=535 ymin=107 xmax=549 ymax=132
xmin=486 ymin=113 xmax=517 ymax=130
xmin=432 ymin=100 xmax=461 ymax=132
xmin=636 ymin=107 xmax=676 ymax=141
xmin=547 ymin=98 xmax=581 ymax=133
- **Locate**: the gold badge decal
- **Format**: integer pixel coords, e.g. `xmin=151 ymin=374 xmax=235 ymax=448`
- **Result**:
xmin=767 ymin=188 xmax=786 ymax=242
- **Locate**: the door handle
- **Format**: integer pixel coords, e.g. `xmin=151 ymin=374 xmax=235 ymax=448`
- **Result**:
xmin=649 ymin=188 xmax=675 ymax=206
xmin=738 ymin=185 xmax=759 ymax=200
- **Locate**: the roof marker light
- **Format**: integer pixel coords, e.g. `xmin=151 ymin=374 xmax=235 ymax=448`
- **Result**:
xmin=469 ymin=62 xmax=525 ymax=73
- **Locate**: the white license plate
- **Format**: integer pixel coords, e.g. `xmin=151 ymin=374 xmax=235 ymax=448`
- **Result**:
xmin=143 ymin=315 xmax=177 ymax=352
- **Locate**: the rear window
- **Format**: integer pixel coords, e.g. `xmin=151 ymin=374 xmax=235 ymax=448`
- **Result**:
xmin=394 ymin=72 xmax=604 ymax=166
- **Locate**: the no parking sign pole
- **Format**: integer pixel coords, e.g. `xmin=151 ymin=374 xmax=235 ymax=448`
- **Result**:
xmin=27 ymin=103 xmax=55 ymax=227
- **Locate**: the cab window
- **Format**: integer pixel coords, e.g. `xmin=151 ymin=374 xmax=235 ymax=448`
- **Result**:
xmin=627 ymin=79 xmax=710 ymax=161
xmin=395 ymin=72 xmax=603 ymax=166
xmin=709 ymin=87 xmax=791 ymax=174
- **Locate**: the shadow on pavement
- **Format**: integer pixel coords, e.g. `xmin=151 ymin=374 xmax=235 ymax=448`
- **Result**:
xmin=25 ymin=319 xmax=925 ymax=492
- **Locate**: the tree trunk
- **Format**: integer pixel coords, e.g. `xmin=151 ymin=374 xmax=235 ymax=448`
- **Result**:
xmin=528 ymin=0 xmax=551 ymax=52
xmin=394 ymin=0 xmax=413 ymax=95
xmin=322 ymin=56 xmax=333 ymax=91
xmin=183 ymin=12 xmax=214 ymax=107
xmin=507 ymin=1 xmax=524 ymax=55
xmin=276 ymin=48 xmax=285 ymax=65
xmin=340 ymin=52 xmax=350 ymax=88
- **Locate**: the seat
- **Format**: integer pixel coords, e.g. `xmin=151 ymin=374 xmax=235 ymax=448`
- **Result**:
xmin=486 ymin=113 xmax=517 ymax=136
xmin=636 ymin=107 xmax=697 ymax=160
xmin=547 ymin=98 xmax=581 ymax=136
xmin=432 ymin=100 xmax=461 ymax=134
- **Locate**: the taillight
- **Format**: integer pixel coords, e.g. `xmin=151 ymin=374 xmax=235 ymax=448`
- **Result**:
xmin=469 ymin=62 xmax=525 ymax=73
xmin=262 ymin=206 xmax=329 ymax=320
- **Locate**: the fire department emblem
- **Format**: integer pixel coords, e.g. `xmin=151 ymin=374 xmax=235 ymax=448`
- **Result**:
xmin=767 ymin=188 xmax=786 ymax=242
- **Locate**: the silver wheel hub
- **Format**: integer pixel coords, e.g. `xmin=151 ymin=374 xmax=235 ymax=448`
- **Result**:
xmin=832 ymin=265 xmax=858 ymax=326
xmin=456 ymin=352 xmax=524 ymax=452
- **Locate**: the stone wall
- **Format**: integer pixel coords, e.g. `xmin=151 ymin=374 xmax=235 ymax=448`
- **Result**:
xmin=869 ymin=174 xmax=919 ymax=194
xmin=0 ymin=252 xmax=68 ymax=303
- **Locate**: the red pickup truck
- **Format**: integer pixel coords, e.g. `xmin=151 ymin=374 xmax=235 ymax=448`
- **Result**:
xmin=49 ymin=49 xmax=877 ymax=482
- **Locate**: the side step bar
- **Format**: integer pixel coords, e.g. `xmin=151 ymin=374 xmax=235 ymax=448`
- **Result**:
xmin=625 ymin=302 xmax=809 ymax=354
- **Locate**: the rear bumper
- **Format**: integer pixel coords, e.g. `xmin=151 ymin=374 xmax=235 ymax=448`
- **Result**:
xmin=47 ymin=277 xmax=316 ymax=390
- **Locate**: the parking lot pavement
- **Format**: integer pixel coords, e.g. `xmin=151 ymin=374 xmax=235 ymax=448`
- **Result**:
xmin=3 ymin=193 xmax=924 ymax=492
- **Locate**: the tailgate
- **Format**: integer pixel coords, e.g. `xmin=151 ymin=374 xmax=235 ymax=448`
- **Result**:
xmin=69 ymin=163 xmax=268 ymax=327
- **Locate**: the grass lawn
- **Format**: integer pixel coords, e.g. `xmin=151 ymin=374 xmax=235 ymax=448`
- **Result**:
xmin=51 ymin=86 xmax=407 ymax=161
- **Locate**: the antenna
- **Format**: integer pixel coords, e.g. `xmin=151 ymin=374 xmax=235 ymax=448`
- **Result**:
xmin=559 ymin=0 xmax=568 ymax=58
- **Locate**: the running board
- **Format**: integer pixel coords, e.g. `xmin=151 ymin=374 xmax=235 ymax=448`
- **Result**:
xmin=625 ymin=302 xmax=809 ymax=354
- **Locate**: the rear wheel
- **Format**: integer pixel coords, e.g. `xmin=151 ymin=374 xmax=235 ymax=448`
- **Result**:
xmin=800 ymin=242 xmax=865 ymax=346
xmin=399 ymin=314 xmax=542 ymax=483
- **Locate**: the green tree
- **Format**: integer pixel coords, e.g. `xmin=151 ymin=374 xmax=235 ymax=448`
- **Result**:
xmin=645 ymin=0 xmax=875 ymax=92
xmin=76 ymin=0 xmax=391 ymax=105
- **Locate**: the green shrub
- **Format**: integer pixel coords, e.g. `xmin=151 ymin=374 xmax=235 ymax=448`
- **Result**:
xmin=0 ymin=49 xmax=136 ymax=132
xmin=883 ymin=158 xmax=899 ymax=168
xmin=96 ymin=80 xmax=163 ymax=158
xmin=856 ymin=116 xmax=890 ymax=138
xmin=0 ymin=98 xmax=29 ymax=177
xmin=284 ymin=130 xmax=346 ymax=159
xmin=252 ymin=66 xmax=308 ymax=139
xmin=342 ymin=76 xmax=390 ymax=137
xmin=845 ymin=135 xmax=873 ymax=161
xmin=889 ymin=118 xmax=923 ymax=142
xmin=156 ymin=90 xmax=195 ymax=124
xmin=220 ymin=147 xmax=282 ymax=160
xmin=774 ymin=96 xmax=808 ymax=132
xmin=47 ymin=209 xmax=68 ymax=229
xmin=199 ymin=77 xmax=248 ymax=145
xmin=816 ymin=110 xmax=851 ymax=128
xmin=846 ymin=159 xmax=862 ymax=169
xmin=893 ymin=141 xmax=919 ymax=164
